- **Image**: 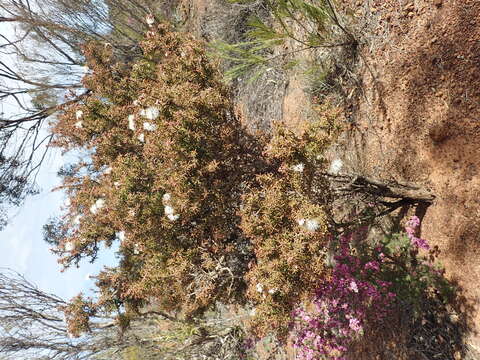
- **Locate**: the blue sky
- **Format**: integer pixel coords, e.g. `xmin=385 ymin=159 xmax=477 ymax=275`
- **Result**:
xmin=0 ymin=20 xmax=119 ymax=301
xmin=0 ymin=145 xmax=119 ymax=300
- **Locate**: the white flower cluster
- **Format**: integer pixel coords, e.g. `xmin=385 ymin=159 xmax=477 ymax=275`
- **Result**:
xmin=90 ymin=198 xmax=105 ymax=215
xmin=329 ymin=158 xmax=343 ymax=175
xmin=162 ymin=193 xmax=179 ymax=221
xmin=64 ymin=241 xmax=75 ymax=252
xmin=143 ymin=122 xmax=157 ymax=131
xmin=73 ymin=215 xmax=82 ymax=226
xmin=139 ymin=106 xmax=159 ymax=120
xmin=146 ymin=14 xmax=155 ymax=26
xmin=74 ymin=110 xmax=83 ymax=129
xmin=256 ymin=283 xmax=278 ymax=296
xmin=297 ymin=218 xmax=320 ymax=232
xmin=128 ymin=107 xmax=159 ymax=143
xmin=117 ymin=231 xmax=126 ymax=243
xmin=133 ymin=243 xmax=141 ymax=255
xmin=291 ymin=163 xmax=304 ymax=172
xmin=128 ymin=114 xmax=135 ymax=130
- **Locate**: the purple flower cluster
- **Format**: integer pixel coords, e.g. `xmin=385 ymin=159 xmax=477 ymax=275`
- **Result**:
xmin=291 ymin=234 xmax=395 ymax=360
xmin=405 ymin=216 xmax=429 ymax=250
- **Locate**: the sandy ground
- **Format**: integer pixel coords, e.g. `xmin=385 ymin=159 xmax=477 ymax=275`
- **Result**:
xmin=332 ymin=0 xmax=480 ymax=352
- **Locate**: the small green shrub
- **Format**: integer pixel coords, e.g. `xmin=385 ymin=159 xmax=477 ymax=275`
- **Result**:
xmin=212 ymin=0 xmax=356 ymax=81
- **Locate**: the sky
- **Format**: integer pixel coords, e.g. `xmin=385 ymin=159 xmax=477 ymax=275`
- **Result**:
xmin=0 ymin=143 xmax=119 ymax=300
xmin=0 ymin=20 xmax=118 ymax=301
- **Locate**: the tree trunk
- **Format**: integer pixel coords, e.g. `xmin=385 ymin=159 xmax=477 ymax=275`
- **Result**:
xmin=327 ymin=173 xmax=435 ymax=202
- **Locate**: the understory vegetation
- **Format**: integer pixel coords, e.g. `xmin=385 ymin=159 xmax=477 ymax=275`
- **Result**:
xmin=0 ymin=1 xmax=473 ymax=360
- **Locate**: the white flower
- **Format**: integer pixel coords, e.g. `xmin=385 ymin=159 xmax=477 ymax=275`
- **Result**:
xmin=65 ymin=241 xmax=75 ymax=252
xmin=90 ymin=198 xmax=105 ymax=214
xmin=73 ymin=215 xmax=82 ymax=226
xmin=137 ymin=133 xmax=145 ymax=143
xmin=292 ymin=163 xmax=304 ymax=172
xmin=128 ymin=114 xmax=135 ymax=131
xmin=113 ymin=181 xmax=121 ymax=187
xmin=75 ymin=110 xmax=83 ymax=120
xmin=139 ymin=106 xmax=159 ymax=120
xmin=133 ymin=243 xmax=140 ymax=255
xmin=349 ymin=280 xmax=359 ymax=293
xmin=74 ymin=121 xmax=83 ymax=129
xmin=104 ymin=167 xmax=112 ymax=175
xmin=145 ymin=106 xmax=160 ymax=120
xmin=297 ymin=218 xmax=306 ymax=226
xmin=133 ymin=99 xmax=140 ymax=106
xmin=305 ymin=219 xmax=320 ymax=232
xmin=268 ymin=288 xmax=278 ymax=295
xmin=167 ymin=213 xmax=180 ymax=221
xmin=329 ymin=159 xmax=343 ymax=175
xmin=146 ymin=14 xmax=155 ymax=26
xmin=256 ymin=283 xmax=264 ymax=293
xmin=89 ymin=203 xmax=97 ymax=214
xmin=117 ymin=231 xmax=126 ymax=242
xmin=95 ymin=198 xmax=105 ymax=209
xmin=164 ymin=205 xmax=175 ymax=215
xmin=143 ymin=121 xmax=157 ymax=131
xmin=162 ymin=193 xmax=171 ymax=202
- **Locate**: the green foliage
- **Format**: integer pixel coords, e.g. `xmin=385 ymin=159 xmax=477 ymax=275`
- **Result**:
xmin=212 ymin=0 xmax=355 ymax=82
xmin=210 ymin=39 xmax=276 ymax=82
xmin=122 ymin=346 xmax=142 ymax=360
xmin=378 ymin=232 xmax=455 ymax=316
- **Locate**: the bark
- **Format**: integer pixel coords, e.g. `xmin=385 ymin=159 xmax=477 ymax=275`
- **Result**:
xmin=327 ymin=173 xmax=435 ymax=202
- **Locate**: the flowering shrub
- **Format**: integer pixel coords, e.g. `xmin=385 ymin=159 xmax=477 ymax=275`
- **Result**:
xmin=405 ymin=215 xmax=429 ymax=250
xmin=48 ymin=23 xmax=262 ymax=325
xmin=291 ymin=233 xmax=395 ymax=360
xmin=47 ymin=17 xmax=345 ymax=337
xmin=240 ymin=119 xmax=341 ymax=338
xmin=291 ymin=217 xmax=454 ymax=360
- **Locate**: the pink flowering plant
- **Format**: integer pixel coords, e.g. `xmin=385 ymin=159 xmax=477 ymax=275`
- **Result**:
xmin=291 ymin=232 xmax=395 ymax=360
xmin=291 ymin=216 xmax=455 ymax=360
xmin=377 ymin=216 xmax=454 ymax=313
